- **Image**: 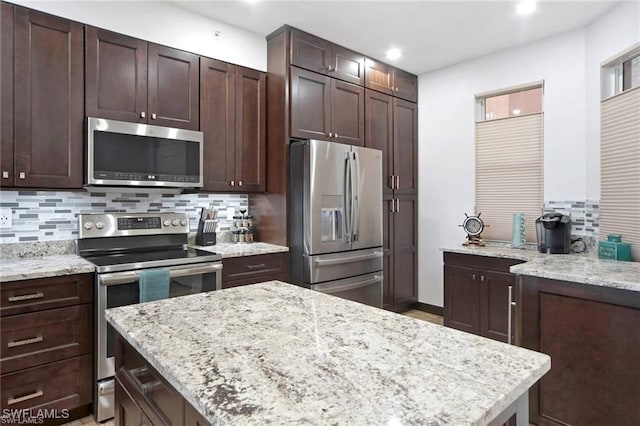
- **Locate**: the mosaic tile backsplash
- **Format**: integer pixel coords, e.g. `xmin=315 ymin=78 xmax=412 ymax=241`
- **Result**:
xmin=0 ymin=190 xmax=248 ymax=244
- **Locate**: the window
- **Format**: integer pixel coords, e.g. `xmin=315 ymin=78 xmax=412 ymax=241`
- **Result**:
xmin=602 ymin=44 xmax=640 ymax=98
xmin=600 ymin=48 xmax=640 ymax=261
xmin=475 ymin=83 xmax=544 ymax=242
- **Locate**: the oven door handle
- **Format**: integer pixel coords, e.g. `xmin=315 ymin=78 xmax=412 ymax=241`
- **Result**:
xmin=98 ymin=263 xmax=223 ymax=287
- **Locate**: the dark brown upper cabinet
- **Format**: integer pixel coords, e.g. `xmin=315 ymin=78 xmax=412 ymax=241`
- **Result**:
xmin=200 ymin=58 xmax=266 ymax=192
xmin=86 ymin=27 xmax=199 ymax=130
xmin=365 ymin=58 xmax=418 ymax=103
xmin=365 ymin=91 xmax=417 ymax=194
xmin=291 ymin=67 xmax=364 ymax=146
xmin=1 ymin=6 xmax=84 ymax=189
xmin=290 ymin=28 xmax=365 ymax=86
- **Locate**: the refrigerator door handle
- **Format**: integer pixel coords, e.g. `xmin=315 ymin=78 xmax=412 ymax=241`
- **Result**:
xmin=350 ymin=151 xmax=359 ymax=242
xmin=313 ymin=250 xmax=383 ymax=266
xmin=344 ymin=152 xmax=352 ymax=242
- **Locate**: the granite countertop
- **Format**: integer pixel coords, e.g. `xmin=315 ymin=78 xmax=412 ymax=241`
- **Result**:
xmin=192 ymin=242 xmax=289 ymax=258
xmin=0 ymin=254 xmax=96 ymax=282
xmin=106 ymin=281 xmax=550 ymax=425
xmin=442 ymin=244 xmax=640 ymax=291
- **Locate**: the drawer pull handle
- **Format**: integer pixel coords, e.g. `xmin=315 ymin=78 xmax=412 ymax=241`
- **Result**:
xmin=8 ymin=292 xmax=44 ymax=302
xmin=8 ymin=390 xmax=43 ymax=405
xmin=246 ymin=264 xmax=266 ymax=270
xmin=128 ymin=367 xmax=162 ymax=394
xmin=8 ymin=336 xmax=43 ymax=348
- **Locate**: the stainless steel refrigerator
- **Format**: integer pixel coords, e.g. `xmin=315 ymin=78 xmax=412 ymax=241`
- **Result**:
xmin=290 ymin=139 xmax=383 ymax=308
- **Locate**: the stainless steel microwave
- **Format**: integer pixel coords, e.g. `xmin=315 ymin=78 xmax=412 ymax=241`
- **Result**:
xmin=86 ymin=117 xmax=203 ymax=189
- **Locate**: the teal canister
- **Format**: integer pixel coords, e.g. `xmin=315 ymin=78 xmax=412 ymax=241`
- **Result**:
xmin=598 ymin=234 xmax=632 ymax=261
xmin=512 ymin=213 xmax=526 ymax=247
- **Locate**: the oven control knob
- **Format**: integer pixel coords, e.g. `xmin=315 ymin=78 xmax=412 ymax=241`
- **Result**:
xmin=180 ymin=219 xmax=187 ymax=226
xmin=163 ymin=220 xmax=171 ymax=227
xmin=172 ymin=219 xmax=179 ymax=226
xmin=95 ymin=221 xmax=105 ymax=230
xmin=83 ymin=222 xmax=94 ymax=230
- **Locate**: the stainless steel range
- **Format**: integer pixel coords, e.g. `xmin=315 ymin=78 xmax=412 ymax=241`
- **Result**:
xmin=77 ymin=212 xmax=222 ymax=422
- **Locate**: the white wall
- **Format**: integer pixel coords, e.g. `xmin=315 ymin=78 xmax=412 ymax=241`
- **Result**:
xmin=10 ymin=1 xmax=267 ymax=71
xmin=584 ymin=1 xmax=640 ymax=200
xmin=418 ymin=1 xmax=640 ymax=307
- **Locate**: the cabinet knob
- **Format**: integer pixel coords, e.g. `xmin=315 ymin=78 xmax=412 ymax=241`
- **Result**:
xmin=2 ymin=171 xmax=8 ymax=179
xmin=328 ymin=132 xmax=333 ymax=138
xmin=230 ymin=180 xmax=235 ymax=187
xmin=334 ymin=133 xmax=339 ymax=138
xmin=151 ymin=113 xmax=157 ymax=120
xmin=140 ymin=111 xmax=146 ymax=119
xmin=395 ymin=87 xmax=399 ymax=93
xmin=472 ymin=274 xmax=477 ymax=280
xmin=238 ymin=181 xmax=243 ymax=187
xmin=480 ymin=275 xmax=485 ymax=282
xmin=19 ymin=172 xmax=26 ymax=180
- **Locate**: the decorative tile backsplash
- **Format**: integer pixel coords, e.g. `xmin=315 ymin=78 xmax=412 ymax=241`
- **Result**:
xmin=543 ymin=200 xmax=600 ymax=237
xmin=0 ymin=191 xmax=248 ymax=244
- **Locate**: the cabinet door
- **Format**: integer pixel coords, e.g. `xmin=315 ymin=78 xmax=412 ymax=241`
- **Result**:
xmin=85 ymin=27 xmax=148 ymax=123
xmin=115 ymin=380 xmax=142 ymax=426
xmin=392 ymin=195 xmax=417 ymax=311
xmin=290 ymin=67 xmax=330 ymax=140
xmin=393 ymin=68 xmax=418 ymax=103
xmin=479 ymin=270 xmax=514 ymax=343
xmin=365 ymin=90 xmax=394 ymax=193
xmin=444 ymin=265 xmax=480 ymax=335
xmin=331 ymin=79 xmax=364 ymax=146
xmin=382 ymin=194 xmax=395 ymax=311
xmin=0 ymin=2 xmax=13 ymax=187
xmin=331 ymin=45 xmax=365 ymax=85
xmin=200 ymin=58 xmax=235 ymax=192
xmin=147 ymin=44 xmax=199 ymax=130
xmin=364 ymin=58 xmax=393 ymax=95
xmin=393 ymin=99 xmax=417 ymax=195
xmin=13 ymin=7 xmax=83 ymax=189
xmin=290 ymin=29 xmax=332 ymax=75
xmin=235 ymin=67 xmax=266 ymax=192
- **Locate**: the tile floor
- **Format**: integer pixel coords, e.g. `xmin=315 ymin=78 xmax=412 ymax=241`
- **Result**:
xmin=64 ymin=309 xmax=443 ymax=426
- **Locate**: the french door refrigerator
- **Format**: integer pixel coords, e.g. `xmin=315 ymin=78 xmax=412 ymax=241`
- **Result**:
xmin=290 ymin=139 xmax=383 ymax=308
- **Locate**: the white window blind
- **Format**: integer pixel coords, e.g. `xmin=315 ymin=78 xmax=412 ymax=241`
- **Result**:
xmin=600 ymin=86 xmax=640 ymax=261
xmin=475 ymin=113 xmax=543 ymax=242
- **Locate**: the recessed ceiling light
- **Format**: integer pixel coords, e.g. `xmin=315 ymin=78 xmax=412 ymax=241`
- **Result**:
xmin=386 ymin=48 xmax=402 ymax=61
xmin=516 ymin=0 xmax=537 ymax=16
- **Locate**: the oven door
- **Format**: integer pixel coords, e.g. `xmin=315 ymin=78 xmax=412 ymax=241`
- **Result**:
xmin=96 ymin=262 xmax=222 ymax=381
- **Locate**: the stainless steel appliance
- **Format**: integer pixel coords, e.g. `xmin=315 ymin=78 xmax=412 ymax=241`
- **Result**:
xmin=78 ymin=212 xmax=222 ymax=422
xmin=290 ymin=140 xmax=383 ymax=308
xmin=86 ymin=117 xmax=204 ymax=189
xmin=535 ymin=213 xmax=572 ymax=254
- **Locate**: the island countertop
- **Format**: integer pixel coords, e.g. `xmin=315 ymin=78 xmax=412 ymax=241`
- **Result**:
xmin=106 ymin=281 xmax=550 ymax=425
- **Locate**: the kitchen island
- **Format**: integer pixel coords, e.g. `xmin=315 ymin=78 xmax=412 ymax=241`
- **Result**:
xmin=106 ymin=281 xmax=549 ymax=425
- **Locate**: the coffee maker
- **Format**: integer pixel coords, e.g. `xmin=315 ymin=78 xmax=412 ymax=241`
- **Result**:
xmin=535 ymin=213 xmax=571 ymax=254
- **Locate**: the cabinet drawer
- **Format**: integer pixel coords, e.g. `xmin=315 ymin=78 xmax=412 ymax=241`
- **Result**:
xmin=0 ymin=273 xmax=93 ymax=317
xmin=222 ymin=253 xmax=289 ymax=284
xmin=116 ymin=336 xmax=183 ymax=426
xmin=443 ymin=252 xmax=524 ymax=273
xmin=0 ymin=354 xmax=92 ymax=411
xmin=1 ymin=304 xmax=92 ymax=374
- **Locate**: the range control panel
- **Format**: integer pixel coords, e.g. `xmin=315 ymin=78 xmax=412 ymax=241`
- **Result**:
xmin=78 ymin=212 xmax=189 ymax=239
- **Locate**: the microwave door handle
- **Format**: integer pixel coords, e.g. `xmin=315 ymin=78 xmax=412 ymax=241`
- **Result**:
xmin=99 ymin=263 xmax=223 ymax=286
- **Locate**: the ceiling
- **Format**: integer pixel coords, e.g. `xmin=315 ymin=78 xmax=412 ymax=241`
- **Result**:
xmin=172 ymin=0 xmax=618 ymax=75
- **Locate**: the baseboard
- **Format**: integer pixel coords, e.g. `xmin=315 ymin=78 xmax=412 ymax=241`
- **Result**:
xmin=413 ymin=302 xmax=443 ymax=316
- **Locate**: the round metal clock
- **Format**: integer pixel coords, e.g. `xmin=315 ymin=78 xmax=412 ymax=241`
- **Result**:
xmin=462 ymin=215 xmax=485 ymax=237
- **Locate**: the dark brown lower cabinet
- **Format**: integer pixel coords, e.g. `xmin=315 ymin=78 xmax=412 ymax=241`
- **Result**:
xmin=222 ymin=252 xmax=290 ymax=289
xmin=443 ymin=252 xmax=524 ymax=343
xmin=518 ymin=276 xmax=640 ymax=426
xmin=115 ymin=334 xmax=211 ymax=426
xmin=383 ymin=194 xmax=417 ymax=312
